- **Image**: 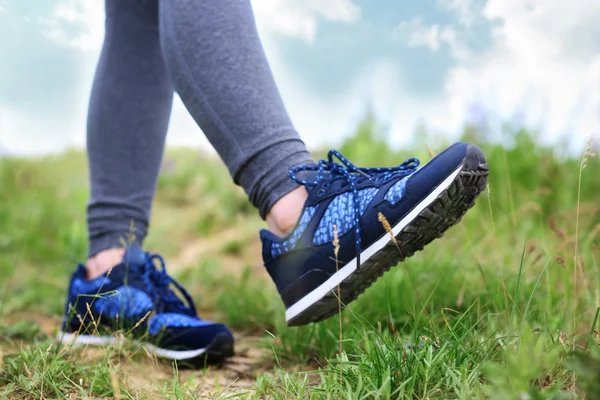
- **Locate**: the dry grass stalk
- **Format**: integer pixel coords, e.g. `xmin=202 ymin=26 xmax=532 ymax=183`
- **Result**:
xmin=132 ymin=311 xmax=152 ymax=332
xmin=378 ymin=212 xmax=396 ymax=245
xmin=332 ymin=224 xmax=343 ymax=388
xmin=377 ymin=211 xmax=439 ymax=342
xmin=425 ymin=144 xmax=436 ymax=159
xmin=574 ymin=137 xmax=596 ymax=344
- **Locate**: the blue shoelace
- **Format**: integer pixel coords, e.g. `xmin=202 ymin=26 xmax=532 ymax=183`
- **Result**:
xmin=142 ymin=253 xmax=198 ymax=317
xmin=289 ymin=150 xmax=420 ymax=258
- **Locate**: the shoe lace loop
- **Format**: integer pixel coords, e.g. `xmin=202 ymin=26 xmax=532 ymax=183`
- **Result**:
xmin=143 ymin=253 xmax=197 ymax=317
xmin=289 ymin=149 xmax=419 ymax=255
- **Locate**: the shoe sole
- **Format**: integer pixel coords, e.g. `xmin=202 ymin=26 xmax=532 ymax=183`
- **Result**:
xmin=286 ymin=145 xmax=489 ymax=326
xmin=57 ymin=330 xmax=234 ymax=367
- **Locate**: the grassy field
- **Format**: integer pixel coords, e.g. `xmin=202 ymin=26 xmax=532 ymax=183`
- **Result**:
xmin=1 ymin=117 xmax=600 ymax=399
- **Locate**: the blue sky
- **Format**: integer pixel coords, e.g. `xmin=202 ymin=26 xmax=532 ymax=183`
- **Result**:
xmin=0 ymin=0 xmax=599 ymax=155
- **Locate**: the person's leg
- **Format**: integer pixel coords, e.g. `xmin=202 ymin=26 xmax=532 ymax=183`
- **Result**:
xmin=86 ymin=0 xmax=173 ymax=278
xmin=62 ymin=1 xmax=234 ymax=364
xmin=158 ymin=0 xmax=313 ymax=236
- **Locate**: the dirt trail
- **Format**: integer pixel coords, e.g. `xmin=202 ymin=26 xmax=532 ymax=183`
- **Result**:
xmin=121 ymin=335 xmax=268 ymax=398
xmin=2 ymin=313 xmax=270 ymax=398
xmin=169 ymin=225 xmax=270 ymax=282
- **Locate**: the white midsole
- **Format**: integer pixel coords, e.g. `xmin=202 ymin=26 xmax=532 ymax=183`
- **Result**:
xmin=285 ymin=165 xmax=463 ymax=322
xmin=57 ymin=331 xmax=208 ymax=360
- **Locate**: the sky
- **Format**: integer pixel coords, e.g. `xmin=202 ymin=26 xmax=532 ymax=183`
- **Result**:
xmin=0 ymin=0 xmax=599 ymax=156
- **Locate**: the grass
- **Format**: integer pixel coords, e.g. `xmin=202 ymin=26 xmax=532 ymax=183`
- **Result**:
xmin=0 ymin=339 xmax=119 ymax=399
xmin=1 ymin=114 xmax=600 ymax=398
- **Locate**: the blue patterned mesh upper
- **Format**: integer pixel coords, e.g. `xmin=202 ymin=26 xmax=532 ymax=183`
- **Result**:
xmin=312 ymin=188 xmax=378 ymax=245
xmin=71 ymin=276 xmax=111 ymax=295
xmin=148 ymin=313 xmax=213 ymax=335
xmin=368 ymin=169 xmax=413 ymax=183
xmin=384 ymin=175 xmax=412 ymax=205
xmin=94 ymin=286 xmax=154 ymax=319
xmin=271 ymin=205 xmax=318 ymax=257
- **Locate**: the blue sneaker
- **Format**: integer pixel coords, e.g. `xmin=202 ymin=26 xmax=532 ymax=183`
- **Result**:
xmin=261 ymin=142 xmax=489 ymax=326
xmin=58 ymin=248 xmax=234 ymax=365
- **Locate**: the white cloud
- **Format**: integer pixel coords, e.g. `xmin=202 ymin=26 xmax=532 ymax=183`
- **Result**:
xmin=251 ymin=0 xmax=361 ymax=42
xmin=445 ymin=0 xmax=600 ymax=148
xmin=439 ymin=0 xmax=479 ymax=26
xmin=393 ymin=17 xmax=469 ymax=60
xmin=394 ymin=17 xmax=455 ymax=52
xmin=0 ymin=105 xmax=86 ymax=154
xmin=392 ymin=0 xmax=600 ymax=150
xmin=40 ymin=0 xmax=103 ymax=51
xmin=395 ymin=18 xmax=440 ymax=51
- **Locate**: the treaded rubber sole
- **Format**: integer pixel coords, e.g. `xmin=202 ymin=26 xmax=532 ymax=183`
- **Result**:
xmin=180 ymin=333 xmax=235 ymax=368
xmin=287 ymin=147 xmax=489 ymax=326
xmin=57 ymin=330 xmax=234 ymax=367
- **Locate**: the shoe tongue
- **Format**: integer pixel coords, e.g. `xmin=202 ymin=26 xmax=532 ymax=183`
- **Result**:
xmin=293 ymin=169 xmax=331 ymax=183
xmin=121 ymin=246 xmax=148 ymax=267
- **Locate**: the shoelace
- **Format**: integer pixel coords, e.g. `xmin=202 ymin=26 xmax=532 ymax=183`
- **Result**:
xmin=289 ymin=149 xmax=419 ymax=258
xmin=142 ymin=253 xmax=198 ymax=317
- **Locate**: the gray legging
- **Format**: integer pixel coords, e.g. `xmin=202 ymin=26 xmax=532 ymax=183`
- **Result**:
xmin=87 ymin=0 xmax=314 ymax=256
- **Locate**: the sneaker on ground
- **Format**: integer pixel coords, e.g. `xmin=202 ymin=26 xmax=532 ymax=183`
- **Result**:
xmin=260 ymin=142 xmax=489 ymax=326
xmin=58 ymin=248 xmax=234 ymax=366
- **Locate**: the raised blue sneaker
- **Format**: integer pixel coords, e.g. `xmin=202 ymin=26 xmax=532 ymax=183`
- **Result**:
xmin=261 ymin=142 xmax=489 ymax=326
xmin=58 ymin=248 xmax=234 ymax=365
